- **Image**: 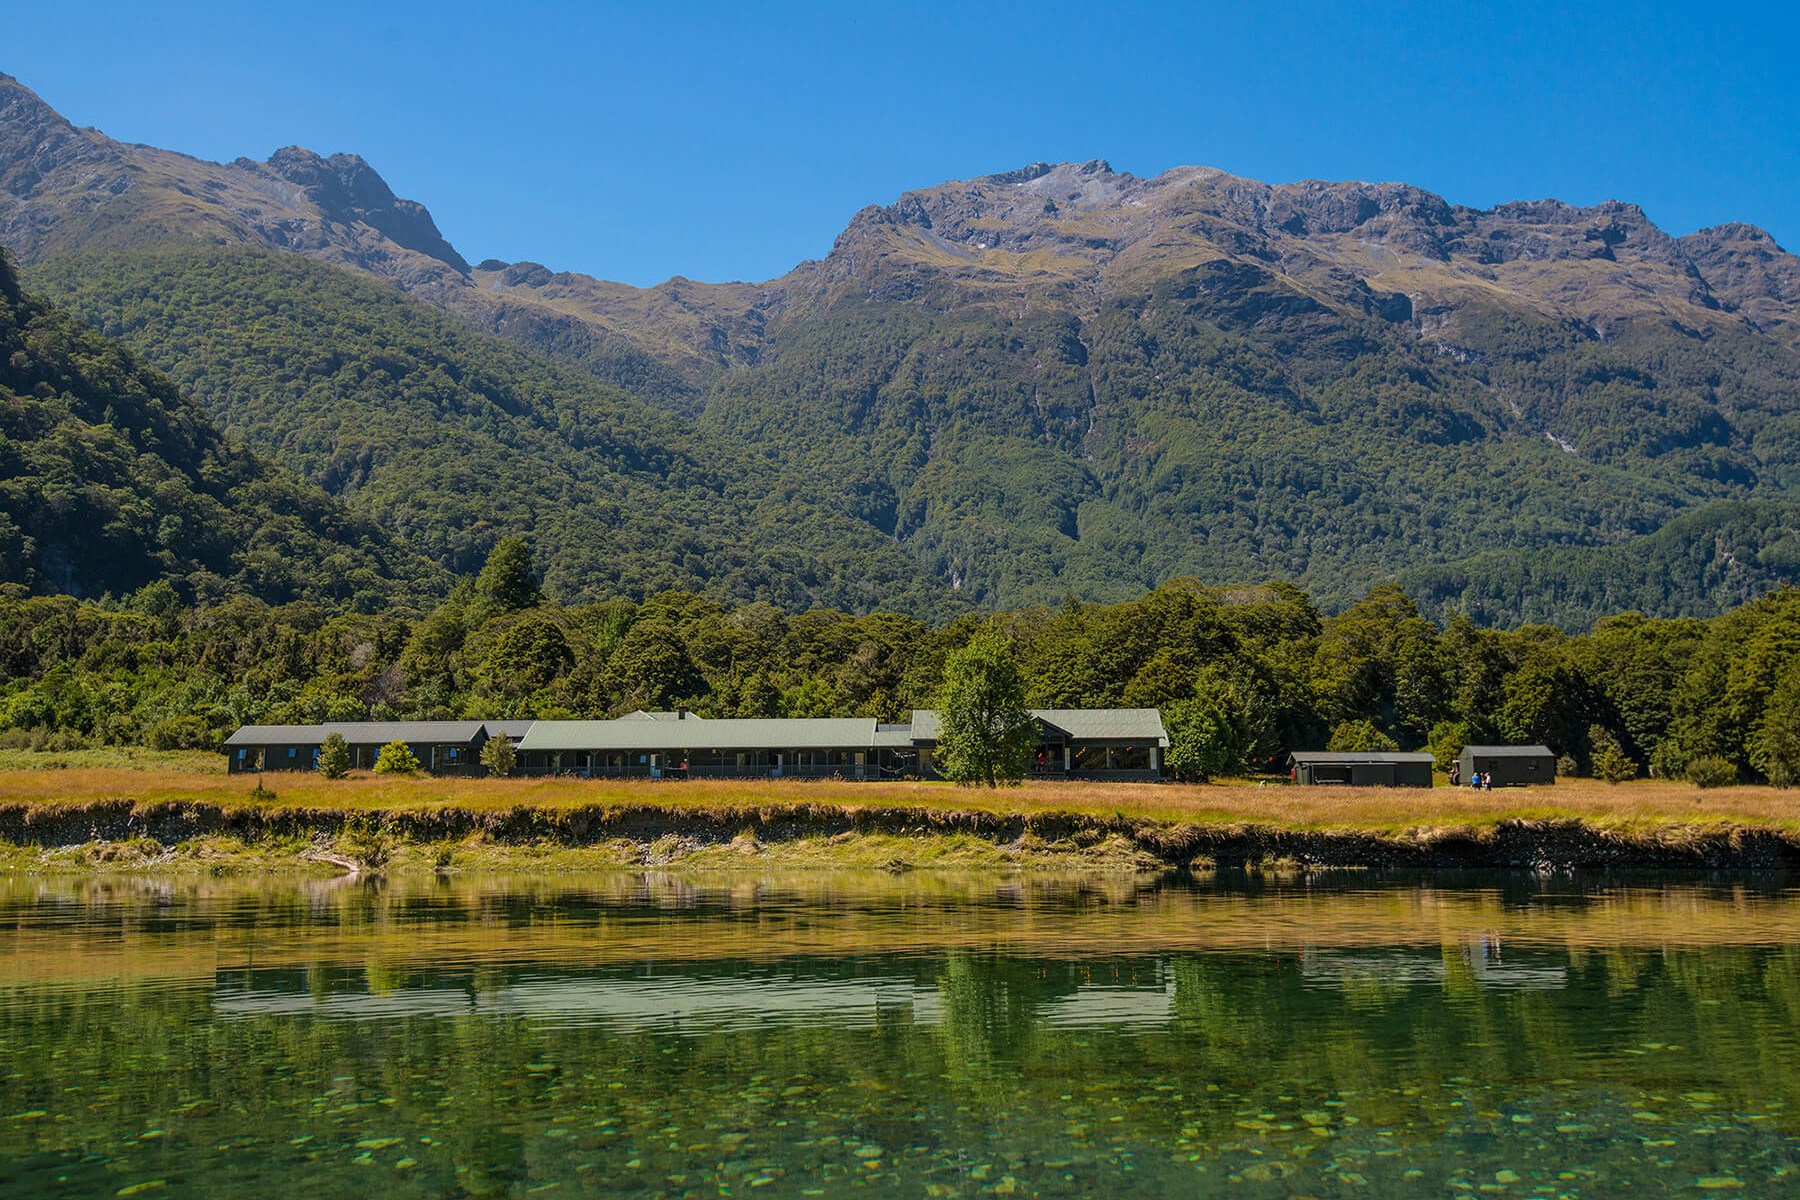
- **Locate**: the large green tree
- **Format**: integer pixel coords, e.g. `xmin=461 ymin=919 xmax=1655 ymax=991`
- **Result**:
xmin=474 ymin=537 xmax=543 ymax=614
xmin=1752 ymin=664 xmax=1800 ymax=787
xmin=934 ymin=632 xmax=1037 ymax=787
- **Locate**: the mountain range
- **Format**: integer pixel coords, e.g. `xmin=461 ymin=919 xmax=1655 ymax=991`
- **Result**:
xmin=3 ymin=69 xmax=1798 ymax=626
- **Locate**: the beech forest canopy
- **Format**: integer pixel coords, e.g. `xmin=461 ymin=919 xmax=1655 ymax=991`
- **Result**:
xmin=4 ymin=542 xmax=1799 ymax=786
xmin=18 ymin=243 xmax=1800 ymax=631
xmin=23 ymin=246 xmax=956 ymax=617
xmin=3 ymin=69 xmax=1800 ymax=630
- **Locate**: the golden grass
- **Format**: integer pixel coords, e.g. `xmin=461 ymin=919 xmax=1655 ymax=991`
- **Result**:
xmin=0 ymin=747 xmax=220 ymax=773
xmin=0 ymin=766 xmax=1794 ymax=831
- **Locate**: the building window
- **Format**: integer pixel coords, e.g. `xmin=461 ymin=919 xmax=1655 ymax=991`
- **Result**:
xmin=1109 ymin=746 xmax=1151 ymax=771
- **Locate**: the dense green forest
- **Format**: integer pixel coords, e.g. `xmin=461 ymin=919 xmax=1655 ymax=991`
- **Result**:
xmin=23 ymin=246 xmax=1800 ymax=629
xmin=7 ymin=75 xmax=1800 ymax=628
xmin=1398 ymin=499 xmax=1800 ymax=627
xmin=3 ymin=535 xmax=1797 ymax=784
xmin=695 ymin=265 xmax=1800 ymax=621
xmin=0 ymin=249 xmax=436 ymax=608
xmin=25 ymin=246 xmax=959 ymax=616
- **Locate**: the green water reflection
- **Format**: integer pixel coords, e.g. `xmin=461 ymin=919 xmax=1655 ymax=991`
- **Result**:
xmin=2 ymin=871 xmax=1798 ymax=1197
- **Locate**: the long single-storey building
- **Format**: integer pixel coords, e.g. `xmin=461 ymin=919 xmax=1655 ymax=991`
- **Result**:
xmin=1458 ymin=745 xmax=1556 ymax=787
xmin=1289 ymin=750 xmax=1435 ymax=788
xmin=517 ymin=715 xmax=909 ymax=780
xmin=224 ymin=720 xmax=518 ymax=775
xmin=223 ymin=708 xmax=1171 ymax=781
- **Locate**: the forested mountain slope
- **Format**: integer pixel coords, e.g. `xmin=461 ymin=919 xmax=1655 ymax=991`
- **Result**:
xmin=27 ymin=246 xmax=959 ymax=616
xmin=0 ymin=71 xmax=707 ymax=406
xmin=674 ymin=163 xmax=1800 ymax=615
xmin=0 ymin=250 xmax=436 ymax=606
xmin=6 ymin=71 xmax=1800 ymax=624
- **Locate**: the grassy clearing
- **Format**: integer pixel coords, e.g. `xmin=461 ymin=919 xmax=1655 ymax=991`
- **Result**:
xmin=0 ymin=761 xmax=1793 ymax=833
xmin=0 ymin=747 xmax=222 ymax=774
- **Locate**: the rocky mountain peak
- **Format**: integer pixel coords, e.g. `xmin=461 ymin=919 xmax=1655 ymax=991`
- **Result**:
xmin=1678 ymin=222 xmax=1800 ymax=321
xmin=261 ymin=146 xmax=468 ymax=274
xmin=0 ymin=73 xmax=118 ymax=202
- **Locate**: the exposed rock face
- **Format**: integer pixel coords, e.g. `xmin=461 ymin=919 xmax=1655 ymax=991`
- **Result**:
xmin=1678 ymin=222 xmax=1800 ymax=336
xmin=261 ymin=146 xmax=468 ymax=273
xmin=5 ymin=67 xmax=1798 ymax=384
xmin=0 ymin=73 xmax=119 ymax=200
xmin=0 ymin=72 xmax=469 ymax=290
xmin=810 ymin=161 xmax=1797 ymax=343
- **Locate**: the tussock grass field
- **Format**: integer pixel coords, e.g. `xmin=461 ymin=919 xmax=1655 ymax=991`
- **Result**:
xmin=0 ymin=755 xmax=1794 ymax=833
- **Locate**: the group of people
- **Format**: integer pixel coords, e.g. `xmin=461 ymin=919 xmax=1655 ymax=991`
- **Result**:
xmin=1447 ymin=762 xmax=1494 ymax=789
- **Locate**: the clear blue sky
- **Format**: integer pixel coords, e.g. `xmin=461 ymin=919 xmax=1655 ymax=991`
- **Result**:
xmin=10 ymin=1 xmax=1797 ymax=287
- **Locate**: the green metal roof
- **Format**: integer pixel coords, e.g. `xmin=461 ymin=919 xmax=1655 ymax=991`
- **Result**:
xmin=224 ymin=721 xmax=490 ymax=748
xmin=520 ymin=718 xmax=881 ymax=752
xmin=909 ymin=709 xmax=1168 ymax=747
xmin=1289 ymin=751 xmax=1436 ymax=764
xmin=1460 ymin=745 xmax=1555 ymax=757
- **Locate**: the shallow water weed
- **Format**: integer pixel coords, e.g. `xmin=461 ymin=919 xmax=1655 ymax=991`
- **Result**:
xmin=2 ymin=872 xmax=1800 ymax=1197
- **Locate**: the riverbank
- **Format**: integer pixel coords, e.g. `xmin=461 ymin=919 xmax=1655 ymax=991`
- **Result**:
xmin=0 ymin=761 xmax=1797 ymax=874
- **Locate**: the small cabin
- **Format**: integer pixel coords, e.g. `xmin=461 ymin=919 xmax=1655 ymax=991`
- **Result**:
xmin=1458 ymin=745 xmax=1556 ymax=787
xmin=1290 ymin=751 xmax=1435 ymax=788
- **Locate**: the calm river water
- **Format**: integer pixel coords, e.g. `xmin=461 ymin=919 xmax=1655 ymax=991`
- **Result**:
xmin=2 ymin=870 xmax=1798 ymax=1198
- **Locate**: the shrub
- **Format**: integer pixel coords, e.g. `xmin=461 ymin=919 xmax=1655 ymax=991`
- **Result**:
xmin=316 ymin=732 xmax=351 ymax=780
xmin=147 ymin=715 xmax=217 ymax=752
xmin=1684 ymin=755 xmax=1738 ymax=789
xmin=1588 ymin=725 xmax=1638 ymax=784
xmin=1426 ymin=720 xmax=1469 ymax=775
xmin=1556 ymin=754 xmax=1579 ymax=779
xmin=342 ymin=822 xmax=392 ymax=871
xmin=373 ymin=739 xmax=422 ymax=775
xmin=480 ymin=734 xmax=517 ymax=778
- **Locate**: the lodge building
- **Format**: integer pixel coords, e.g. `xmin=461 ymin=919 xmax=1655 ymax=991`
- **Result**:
xmin=224 ymin=708 xmax=1171 ymax=781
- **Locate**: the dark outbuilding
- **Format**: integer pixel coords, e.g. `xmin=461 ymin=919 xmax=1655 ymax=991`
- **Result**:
xmin=1457 ymin=745 xmax=1556 ymax=787
xmin=1289 ymin=751 xmax=1435 ymax=788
